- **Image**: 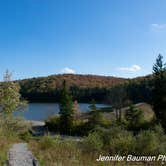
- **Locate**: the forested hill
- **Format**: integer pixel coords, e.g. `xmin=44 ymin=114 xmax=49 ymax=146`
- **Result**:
xmin=18 ymin=74 xmax=127 ymax=102
xmin=19 ymin=74 xmax=127 ymax=89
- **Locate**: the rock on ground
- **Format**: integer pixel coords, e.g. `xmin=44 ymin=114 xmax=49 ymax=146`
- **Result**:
xmin=7 ymin=143 xmax=38 ymax=166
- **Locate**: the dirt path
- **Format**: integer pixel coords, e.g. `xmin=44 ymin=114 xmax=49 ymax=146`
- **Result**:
xmin=7 ymin=143 xmax=39 ymax=166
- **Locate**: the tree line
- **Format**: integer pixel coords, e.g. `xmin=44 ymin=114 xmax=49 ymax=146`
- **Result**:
xmin=17 ymin=73 xmax=154 ymax=105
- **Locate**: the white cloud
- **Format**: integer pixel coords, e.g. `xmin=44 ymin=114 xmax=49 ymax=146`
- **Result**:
xmin=118 ymin=65 xmax=141 ymax=72
xmin=151 ymin=24 xmax=166 ymax=31
xmin=60 ymin=67 xmax=76 ymax=74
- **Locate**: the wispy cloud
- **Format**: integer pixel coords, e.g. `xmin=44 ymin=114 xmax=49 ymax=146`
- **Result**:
xmin=151 ymin=24 xmax=166 ymax=31
xmin=60 ymin=67 xmax=76 ymax=74
xmin=118 ymin=65 xmax=141 ymax=72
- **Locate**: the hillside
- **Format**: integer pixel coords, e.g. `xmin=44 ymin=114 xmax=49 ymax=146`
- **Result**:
xmin=17 ymin=74 xmax=154 ymax=104
xmin=19 ymin=74 xmax=127 ymax=89
xmin=18 ymin=74 xmax=127 ymax=102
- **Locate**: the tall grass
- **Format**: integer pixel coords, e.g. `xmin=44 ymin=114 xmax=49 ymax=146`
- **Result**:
xmin=29 ymin=136 xmax=109 ymax=166
xmin=0 ymin=116 xmax=30 ymax=165
xmin=29 ymin=135 xmax=160 ymax=166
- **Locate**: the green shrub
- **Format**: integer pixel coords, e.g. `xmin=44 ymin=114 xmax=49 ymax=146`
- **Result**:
xmin=144 ymin=125 xmax=166 ymax=154
xmin=39 ymin=136 xmax=60 ymax=150
xmin=72 ymin=120 xmax=90 ymax=136
xmin=101 ymin=127 xmax=135 ymax=155
xmin=152 ymin=124 xmax=164 ymax=136
xmin=0 ymin=116 xmax=30 ymax=138
xmin=135 ymin=130 xmax=160 ymax=155
xmin=109 ymin=131 xmax=135 ymax=155
xmin=156 ymin=136 xmax=166 ymax=154
xmin=45 ymin=116 xmax=60 ymax=132
xmin=19 ymin=132 xmax=32 ymax=142
xmin=125 ymin=105 xmax=144 ymax=131
xmin=88 ymin=111 xmax=107 ymax=129
xmin=83 ymin=131 xmax=103 ymax=152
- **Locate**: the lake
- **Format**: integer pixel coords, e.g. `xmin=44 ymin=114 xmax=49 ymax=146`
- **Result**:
xmin=14 ymin=103 xmax=109 ymax=121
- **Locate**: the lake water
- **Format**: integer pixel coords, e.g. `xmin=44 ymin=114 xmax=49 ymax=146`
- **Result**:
xmin=14 ymin=103 xmax=108 ymax=121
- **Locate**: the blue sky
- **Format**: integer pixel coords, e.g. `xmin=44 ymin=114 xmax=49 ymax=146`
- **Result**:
xmin=0 ymin=0 xmax=166 ymax=80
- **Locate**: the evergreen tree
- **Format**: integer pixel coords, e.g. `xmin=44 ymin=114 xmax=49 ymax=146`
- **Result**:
xmin=89 ymin=99 xmax=104 ymax=128
xmin=153 ymin=54 xmax=166 ymax=129
xmin=89 ymin=99 xmax=97 ymax=111
xmin=125 ymin=105 xmax=144 ymax=131
xmin=59 ymin=80 xmax=74 ymax=135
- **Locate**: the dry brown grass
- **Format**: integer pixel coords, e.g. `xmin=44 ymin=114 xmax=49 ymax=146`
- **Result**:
xmin=28 ymin=136 xmax=161 ymax=166
xmin=29 ymin=136 xmax=113 ymax=166
xmin=135 ymin=103 xmax=154 ymax=121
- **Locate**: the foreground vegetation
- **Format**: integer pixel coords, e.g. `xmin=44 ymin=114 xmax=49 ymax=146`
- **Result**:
xmin=34 ymin=105 xmax=164 ymax=165
xmin=0 ymin=117 xmax=164 ymax=166
xmin=0 ymin=117 xmax=30 ymax=165
xmin=29 ymin=136 xmax=153 ymax=166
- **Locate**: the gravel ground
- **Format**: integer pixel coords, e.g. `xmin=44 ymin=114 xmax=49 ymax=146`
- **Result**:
xmin=7 ymin=143 xmax=38 ymax=166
